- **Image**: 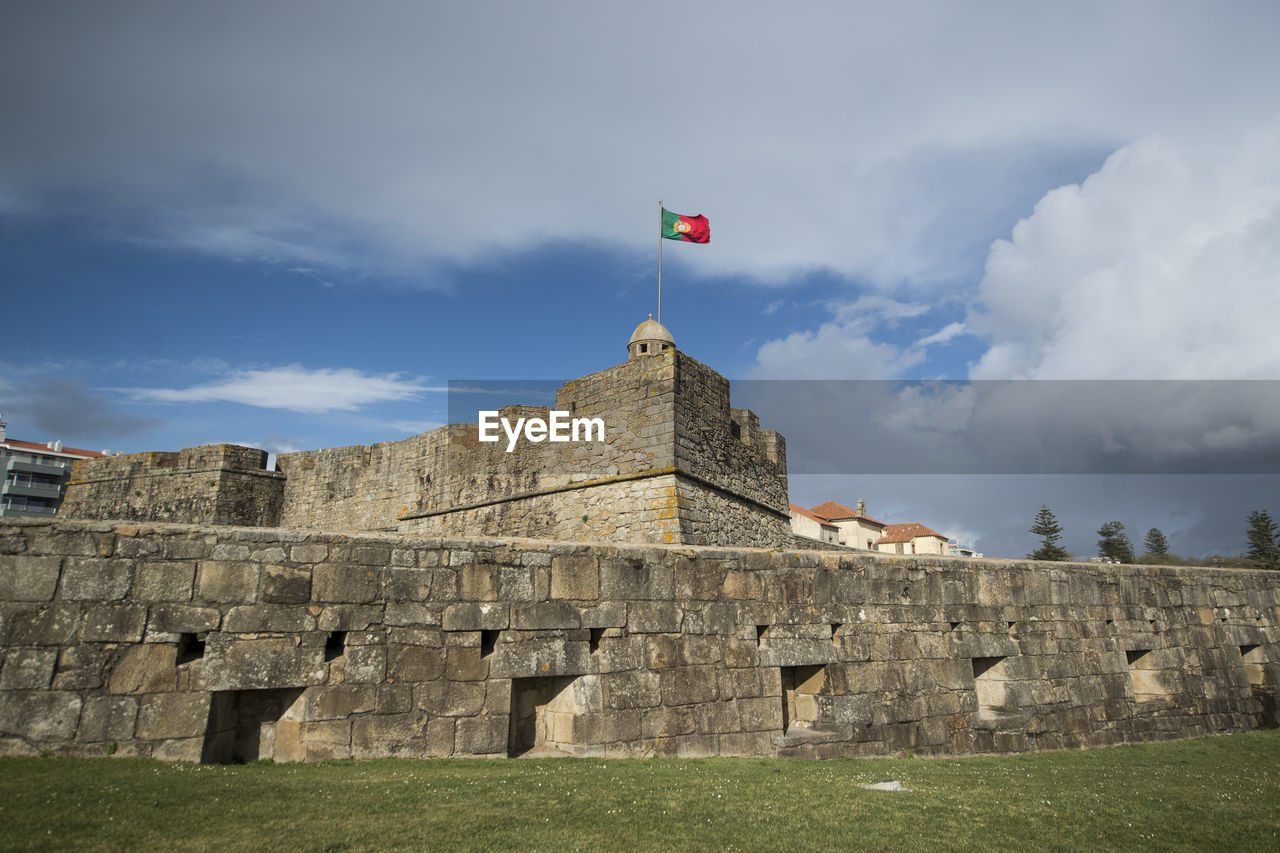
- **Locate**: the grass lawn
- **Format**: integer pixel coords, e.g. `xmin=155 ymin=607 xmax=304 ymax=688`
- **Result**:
xmin=2 ymin=730 xmax=1278 ymax=852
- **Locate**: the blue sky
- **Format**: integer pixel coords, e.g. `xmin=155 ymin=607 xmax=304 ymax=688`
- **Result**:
xmin=3 ymin=2 xmax=1279 ymax=559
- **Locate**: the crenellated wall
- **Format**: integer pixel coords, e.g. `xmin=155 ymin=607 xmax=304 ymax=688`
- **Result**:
xmin=2 ymin=517 xmax=1275 ymax=762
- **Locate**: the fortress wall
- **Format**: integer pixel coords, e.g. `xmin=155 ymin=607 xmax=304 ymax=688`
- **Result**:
xmin=2 ymin=517 xmax=1276 ymax=762
xmin=62 ymin=446 xmax=284 ymax=528
xmin=399 ymin=475 xmax=684 ymax=544
xmin=673 ymin=355 xmax=788 ymax=515
xmin=277 ymin=430 xmax=452 ymax=532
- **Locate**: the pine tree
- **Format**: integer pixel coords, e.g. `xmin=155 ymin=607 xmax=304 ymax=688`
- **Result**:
xmin=1028 ymin=505 xmax=1068 ymax=561
xmin=1097 ymin=521 xmax=1135 ymax=564
xmin=1143 ymin=527 xmax=1169 ymax=556
xmin=1245 ymin=510 xmax=1280 ymax=570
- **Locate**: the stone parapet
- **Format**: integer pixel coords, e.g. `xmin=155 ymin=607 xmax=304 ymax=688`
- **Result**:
xmin=1 ymin=517 xmax=1276 ymax=762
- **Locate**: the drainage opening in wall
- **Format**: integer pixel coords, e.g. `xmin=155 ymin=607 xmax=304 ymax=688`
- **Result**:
xmin=589 ymin=628 xmax=606 ymax=654
xmin=780 ymin=665 xmax=826 ymax=734
xmin=756 ymin=625 xmax=770 ymax=644
xmin=202 ymin=688 xmax=305 ymax=763
xmin=480 ymin=630 xmax=499 ymax=658
xmin=176 ymin=632 xmax=206 ymax=665
xmin=324 ymin=631 xmax=347 ymax=662
xmin=1125 ymin=649 xmax=1169 ymax=702
xmin=508 ymin=675 xmax=582 ymax=757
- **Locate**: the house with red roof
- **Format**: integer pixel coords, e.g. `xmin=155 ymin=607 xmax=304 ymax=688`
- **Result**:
xmin=790 ymin=497 xmax=951 ymax=555
xmin=792 ymin=498 xmax=888 ymax=550
xmin=0 ymin=417 xmax=107 ymax=518
xmin=874 ymin=522 xmax=951 ymax=556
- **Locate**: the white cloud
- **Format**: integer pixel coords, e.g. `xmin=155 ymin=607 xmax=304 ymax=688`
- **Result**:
xmin=3 ymin=3 xmax=1278 ymax=287
xmin=750 ymin=297 xmax=968 ymax=378
xmin=969 ymin=126 xmax=1280 ymax=379
xmin=121 ymin=366 xmax=434 ymax=414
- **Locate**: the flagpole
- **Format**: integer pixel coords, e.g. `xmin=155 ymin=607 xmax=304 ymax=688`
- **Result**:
xmin=657 ymin=199 xmax=662 ymax=324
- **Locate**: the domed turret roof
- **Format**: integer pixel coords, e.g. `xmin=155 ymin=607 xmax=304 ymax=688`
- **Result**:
xmin=629 ymin=314 xmax=675 ymax=347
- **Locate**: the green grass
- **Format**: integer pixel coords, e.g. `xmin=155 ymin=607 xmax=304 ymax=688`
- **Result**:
xmin=3 ymin=731 xmax=1278 ymax=852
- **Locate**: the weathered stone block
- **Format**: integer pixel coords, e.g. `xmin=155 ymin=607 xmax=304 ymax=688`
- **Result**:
xmin=0 ymin=555 xmax=61 ymax=601
xmin=197 ymin=561 xmax=259 ymax=603
xmin=312 ymin=563 xmax=378 ymax=603
xmin=343 ymin=646 xmax=387 ymax=683
xmin=603 ymin=669 xmax=660 ymax=709
xmin=305 ymin=685 xmax=377 ymax=720
xmin=136 ymin=692 xmax=212 ymax=740
xmin=388 ymin=645 xmax=444 ymax=682
xmin=0 ymin=647 xmax=57 ymax=690
xmin=108 ymin=643 xmax=177 ymax=694
xmin=628 ymin=602 xmax=682 ymax=633
xmin=261 ymin=565 xmax=311 ymax=604
xmin=442 ymin=603 xmax=508 ymax=631
xmin=201 ymin=638 xmax=322 ymax=691
xmin=132 ymin=561 xmax=196 ymax=601
xmin=445 ymin=646 xmax=488 ymax=682
xmin=317 ymin=605 xmax=382 ymax=632
xmin=52 ymin=645 xmax=109 ymax=690
xmin=0 ymin=692 xmax=82 ymax=741
xmin=60 ymin=558 xmax=133 ymax=601
xmin=385 ymin=602 xmax=441 ymax=628
xmin=551 ymin=555 xmax=599 ymax=600
xmin=512 ymin=602 xmax=580 ymax=630
xmin=224 ymin=605 xmax=312 ymax=633
xmin=147 ymin=605 xmax=221 ymax=635
xmin=385 ymin=568 xmax=432 ymax=601
xmin=660 ymin=665 xmax=719 ymax=706
xmin=80 ymin=605 xmax=148 ymax=642
xmin=459 ymin=564 xmax=498 ymax=600
xmin=455 ymin=714 xmax=507 ymax=756
xmin=351 ymin=711 xmax=430 ymax=758
xmin=77 ymin=695 xmax=139 ymax=742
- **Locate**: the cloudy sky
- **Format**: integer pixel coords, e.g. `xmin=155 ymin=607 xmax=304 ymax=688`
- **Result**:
xmin=2 ymin=1 xmax=1278 ymax=558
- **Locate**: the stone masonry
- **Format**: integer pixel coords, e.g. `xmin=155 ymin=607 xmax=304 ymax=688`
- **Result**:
xmin=1 ymin=517 xmax=1276 ymax=761
xmin=62 ymin=345 xmax=791 ymax=548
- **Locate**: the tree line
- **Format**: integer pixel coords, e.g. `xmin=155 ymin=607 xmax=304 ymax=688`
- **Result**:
xmin=1027 ymin=506 xmax=1280 ymax=570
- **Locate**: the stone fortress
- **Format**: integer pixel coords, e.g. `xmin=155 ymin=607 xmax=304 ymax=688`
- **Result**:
xmin=0 ymin=319 xmax=1276 ymax=761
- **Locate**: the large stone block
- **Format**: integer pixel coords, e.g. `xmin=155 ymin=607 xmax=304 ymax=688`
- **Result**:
xmin=442 ymin=603 xmax=508 ymax=631
xmin=261 ymin=565 xmax=312 ymax=604
xmin=201 ymin=638 xmax=323 ymax=691
xmin=147 ymin=605 xmax=221 ymax=635
xmin=551 ymin=555 xmax=599 ymax=600
xmin=0 ymin=555 xmax=61 ymax=601
xmin=60 ymin=557 xmax=133 ymax=601
xmin=312 ymin=563 xmax=379 ymax=603
xmin=136 ymin=692 xmax=212 ymax=740
xmin=77 ymin=695 xmax=139 ymax=742
xmin=80 ymin=604 xmax=148 ymax=642
xmin=0 ymin=692 xmax=82 ymax=741
xmin=455 ymin=714 xmax=507 ymax=756
xmin=512 ymin=602 xmax=580 ymax=630
xmin=350 ymin=711 xmax=430 ymax=758
xmin=388 ymin=645 xmax=444 ymax=682
xmin=132 ymin=561 xmax=196 ymax=601
xmin=0 ymin=647 xmax=57 ymax=689
xmin=109 ymin=643 xmax=178 ymax=694
xmin=197 ymin=561 xmax=259 ymax=603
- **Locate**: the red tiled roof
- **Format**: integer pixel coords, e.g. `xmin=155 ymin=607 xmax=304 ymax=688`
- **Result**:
xmin=789 ymin=503 xmax=836 ymax=528
xmin=807 ymin=500 xmax=885 ymax=527
xmin=2 ymin=438 xmax=107 ymax=458
xmin=875 ymin=522 xmax=948 ymax=544
xmin=808 ymin=500 xmax=858 ymax=520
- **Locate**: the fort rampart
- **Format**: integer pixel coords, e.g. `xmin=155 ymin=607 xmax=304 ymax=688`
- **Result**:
xmin=2 ymin=517 xmax=1275 ymax=761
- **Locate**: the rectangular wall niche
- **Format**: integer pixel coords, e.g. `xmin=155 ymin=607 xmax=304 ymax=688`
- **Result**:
xmin=780 ymin=665 xmax=826 ymax=733
xmin=1240 ymin=645 xmax=1266 ymax=687
xmin=202 ymin=688 xmax=305 ymax=763
xmin=972 ymin=656 xmax=1011 ymax=720
xmin=508 ymin=675 xmax=584 ymax=757
xmin=1125 ymin=649 xmax=1169 ymax=702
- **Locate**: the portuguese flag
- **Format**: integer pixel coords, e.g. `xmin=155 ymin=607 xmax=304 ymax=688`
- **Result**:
xmin=661 ymin=208 xmax=710 ymax=243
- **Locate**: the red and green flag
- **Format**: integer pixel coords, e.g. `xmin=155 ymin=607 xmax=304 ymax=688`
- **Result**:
xmin=661 ymin=208 xmax=710 ymax=243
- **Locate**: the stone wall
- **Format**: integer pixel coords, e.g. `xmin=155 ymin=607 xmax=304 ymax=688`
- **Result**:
xmin=61 ymin=445 xmax=284 ymax=528
xmin=2 ymin=517 xmax=1276 ymax=762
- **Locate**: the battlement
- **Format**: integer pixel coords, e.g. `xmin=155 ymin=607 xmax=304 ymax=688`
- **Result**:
xmin=61 ymin=444 xmax=283 ymax=527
